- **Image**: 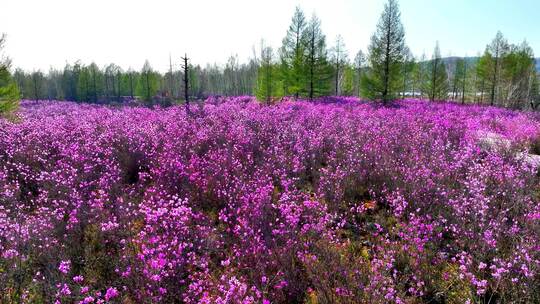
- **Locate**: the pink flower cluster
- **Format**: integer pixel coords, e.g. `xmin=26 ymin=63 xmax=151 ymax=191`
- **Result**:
xmin=0 ymin=97 xmax=539 ymax=303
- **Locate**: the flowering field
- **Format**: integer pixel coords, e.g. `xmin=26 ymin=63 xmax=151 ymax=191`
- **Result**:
xmin=1 ymin=97 xmax=540 ymax=303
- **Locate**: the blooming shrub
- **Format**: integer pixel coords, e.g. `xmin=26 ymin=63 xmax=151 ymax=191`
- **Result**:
xmin=0 ymin=98 xmax=539 ymax=303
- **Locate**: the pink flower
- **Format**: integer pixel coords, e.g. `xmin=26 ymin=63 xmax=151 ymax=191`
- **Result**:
xmin=58 ymin=260 xmax=70 ymax=274
xmin=105 ymin=287 xmax=119 ymax=301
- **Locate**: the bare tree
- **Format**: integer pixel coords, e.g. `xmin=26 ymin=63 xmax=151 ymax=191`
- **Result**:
xmin=181 ymin=54 xmax=190 ymax=112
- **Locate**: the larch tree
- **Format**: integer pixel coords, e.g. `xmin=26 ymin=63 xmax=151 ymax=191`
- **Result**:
xmin=0 ymin=33 xmax=20 ymax=115
xmin=224 ymin=55 xmax=240 ymax=96
xmin=77 ymin=65 xmax=90 ymax=102
xmin=354 ymin=50 xmax=367 ymax=97
xmin=400 ymin=49 xmax=414 ymax=99
xmin=362 ymin=0 xmax=407 ymax=104
xmin=502 ymin=41 xmax=535 ymax=109
xmin=104 ymin=64 xmax=122 ymax=102
xmin=530 ymin=72 xmax=540 ymax=109
xmin=280 ymin=7 xmax=308 ymax=98
xmin=256 ymin=42 xmax=281 ymax=103
xmin=30 ymin=70 xmax=45 ymax=101
xmin=456 ymin=58 xmax=468 ymax=104
xmin=137 ymin=60 xmax=159 ymax=103
xmin=413 ymin=52 xmax=428 ymax=98
xmin=476 ymin=51 xmax=492 ymax=103
xmin=126 ymin=69 xmax=136 ymax=99
xmin=341 ymin=65 xmax=355 ymax=96
xmin=332 ymin=35 xmax=348 ymax=95
xmin=423 ymin=42 xmax=449 ymax=101
xmin=304 ymin=14 xmax=332 ymax=99
xmin=88 ymin=63 xmax=102 ymax=103
xmin=487 ymin=31 xmax=509 ymax=106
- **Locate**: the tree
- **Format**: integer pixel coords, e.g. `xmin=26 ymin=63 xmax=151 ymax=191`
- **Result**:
xmin=530 ymin=72 xmax=540 ymax=109
xmin=0 ymin=33 xmax=20 ymax=115
xmin=137 ymin=60 xmax=159 ymax=103
xmin=354 ymin=50 xmax=367 ymax=97
xmin=423 ymin=42 xmax=449 ymax=101
xmin=88 ymin=63 xmax=102 ymax=103
xmin=412 ymin=53 xmax=427 ymax=98
xmin=30 ymin=71 xmax=45 ymax=101
xmin=280 ymin=6 xmax=308 ymax=98
xmin=476 ymin=51 xmax=492 ymax=103
xmin=502 ymin=41 xmax=535 ymax=109
xmin=168 ymin=54 xmax=175 ymax=98
xmin=125 ymin=69 xmax=137 ymax=99
xmin=361 ymin=0 xmax=407 ymax=104
xmin=400 ymin=49 xmax=414 ymax=99
xmin=451 ymin=58 xmax=467 ymax=103
xmin=44 ymin=68 xmax=61 ymax=100
xmin=341 ymin=65 xmax=355 ymax=96
xmin=256 ymin=42 xmax=282 ymax=103
xmin=77 ymin=65 xmax=91 ymax=102
xmin=331 ymin=35 xmax=348 ymax=95
xmin=104 ymin=64 xmax=122 ymax=102
xmin=459 ymin=59 xmax=468 ymax=104
xmin=487 ymin=31 xmax=509 ymax=106
xmin=61 ymin=62 xmax=79 ymax=101
xmin=181 ymin=54 xmax=190 ymax=111
xmin=304 ymin=14 xmax=332 ymax=99
xmin=224 ymin=55 xmax=240 ymax=95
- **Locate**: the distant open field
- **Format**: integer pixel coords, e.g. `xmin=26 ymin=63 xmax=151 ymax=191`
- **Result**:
xmin=1 ymin=97 xmax=539 ymax=303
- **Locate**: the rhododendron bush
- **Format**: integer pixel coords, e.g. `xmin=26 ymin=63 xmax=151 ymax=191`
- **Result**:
xmin=1 ymin=97 xmax=539 ymax=303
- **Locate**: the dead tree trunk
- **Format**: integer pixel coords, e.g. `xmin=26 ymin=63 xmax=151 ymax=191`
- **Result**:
xmin=181 ymin=54 xmax=190 ymax=113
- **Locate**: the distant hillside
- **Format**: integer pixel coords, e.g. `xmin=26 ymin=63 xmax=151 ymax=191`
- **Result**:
xmin=441 ymin=57 xmax=540 ymax=73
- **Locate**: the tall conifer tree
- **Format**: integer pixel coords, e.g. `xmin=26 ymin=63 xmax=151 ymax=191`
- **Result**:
xmin=423 ymin=42 xmax=449 ymax=101
xmin=361 ymin=0 xmax=407 ymax=104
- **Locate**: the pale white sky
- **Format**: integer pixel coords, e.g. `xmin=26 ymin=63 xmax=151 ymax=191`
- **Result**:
xmin=2 ymin=0 xmax=539 ymax=72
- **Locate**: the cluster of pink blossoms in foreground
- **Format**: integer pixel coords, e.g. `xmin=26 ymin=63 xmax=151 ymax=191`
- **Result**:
xmin=0 ymin=97 xmax=539 ymax=303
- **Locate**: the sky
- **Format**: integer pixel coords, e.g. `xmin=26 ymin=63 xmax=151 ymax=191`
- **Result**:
xmin=1 ymin=0 xmax=539 ymax=72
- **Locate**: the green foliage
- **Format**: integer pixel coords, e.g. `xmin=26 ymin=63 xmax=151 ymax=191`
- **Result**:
xmin=77 ymin=66 xmax=91 ymax=102
xmin=331 ymin=35 xmax=348 ymax=95
xmin=475 ymin=32 xmax=536 ymax=108
xmin=353 ymin=50 xmax=367 ymax=97
xmin=400 ymin=51 xmax=415 ymax=99
xmin=486 ymin=31 xmax=509 ymax=105
xmin=255 ymin=64 xmax=283 ymax=102
xmin=362 ymin=0 xmax=407 ymax=104
xmin=451 ymin=58 xmax=467 ymax=102
xmin=0 ymin=34 xmax=20 ymax=116
xmin=304 ymin=14 xmax=333 ymax=99
xmin=423 ymin=42 xmax=449 ymax=101
xmin=280 ymin=7 xmax=308 ymax=98
xmin=531 ymin=73 xmax=540 ymax=109
xmin=121 ymin=70 xmax=139 ymax=99
xmin=306 ymin=15 xmax=332 ymax=99
xmin=501 ymin=41 xmax=535 ymax=108
xmin=340 ymin=66 xmax=355 ymax=96
xmin=136 ymin=60 xmax=159 ymax=103
xmin=0 ymin=69 xmax=20 ymax=115
xmin=476 ymin=51 xmax=492 ymax=101
xmin=256 ymin=45 xmax=283 ymax=102
xmin=412 ymin=53 xmax=428 ymax=98
xmin=278 ymin=9 xmax=332 ymax=100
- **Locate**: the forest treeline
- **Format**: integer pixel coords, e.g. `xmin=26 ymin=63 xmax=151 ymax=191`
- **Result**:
xmin=2 ymin=0 xmax=540 ymax=110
